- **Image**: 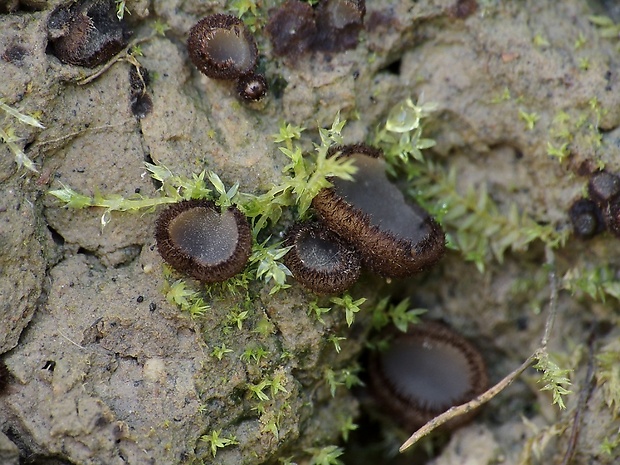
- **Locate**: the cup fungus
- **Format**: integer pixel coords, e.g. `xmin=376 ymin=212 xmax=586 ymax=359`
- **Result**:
xmin=568 ymin=198 xmax=604 ymax=239
xmin=314 ymin=0 xmax=366 ymax=52
xmin=266 ymin=0 xmax=317 ymax=58
xmin=236 ymin=72 xmax=268 ymax=102
xmin=283 ymin=222 xmax=361 ymax=294
xmin=588 ymin=170 xmax=620 ymax=207
xmin=187 ymin=14 xmax=259 ymax=80
xmin=368 ymin=321 xmax=488 ymax=432
xmin=312 ymin=144 xmax=445 ymax=278
xmin=155 ymin=200 xmax=252 ymax=283
xmin=47 ymin=0 xmax=131 ymax=68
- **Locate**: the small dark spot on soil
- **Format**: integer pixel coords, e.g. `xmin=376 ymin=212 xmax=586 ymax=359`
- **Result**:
xmin=515 ymin=316 xmax=528 ymax=331
xmin=42 ymin=360 xmax=56 ymax=371
xmin=134 ymin=187 xmax=141 ymax=194
xmin=149 ymin=302 xmax=157 ymax=312
xmin=379 ymin=58 xmax=401 ymax=75
xmin=449 ymin=0 xmax=478 ymax=19
xmin=0 ymin=360 xmax=10 ymax=395
xmin=2 ymin=44 xmax=28 ymax=64
xmin=131 ymin=93 xmax=153 ymax=118
xmin=137 ymin=295 xmax=144 ymax=303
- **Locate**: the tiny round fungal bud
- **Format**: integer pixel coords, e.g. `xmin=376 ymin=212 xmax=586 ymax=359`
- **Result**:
xmin=588 ymin=170 xmax=620 ymax=207
xmin=283 ymin=222 xmax=361 ymax=294
xmin=236 ymin=72 xmax=268 ymax=101
xmin=187 ymin=14 xmax=258 ymax=80
xmin=155 ymin=199 xmax=252 ymax=283
xmin=568 ymin=198 xmax=604 ymax=239
xmin=266 ymin=0 xmax=317 ymax=58
xmin=368 ymin=321 xmax=488 ymax=432
xmin=312 ymin=144 xmax=445 ymax=278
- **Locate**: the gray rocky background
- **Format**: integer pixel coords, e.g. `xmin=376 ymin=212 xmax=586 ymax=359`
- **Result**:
xmin=1 ymin=0 xmax=620 ymax=464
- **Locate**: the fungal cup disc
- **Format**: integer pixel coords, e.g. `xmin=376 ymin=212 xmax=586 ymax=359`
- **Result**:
xmin=381 ymin=339 xmax=473 ymax=410
xmin=168 ymin=207 xmax=239 ymax=265
xmin=333 ymin=154 xmax=431 ymax=244
xmin=297 ymin=234 xmax=343 ymax=271
xmin=209 ymin=28 xmax=253 ymax=70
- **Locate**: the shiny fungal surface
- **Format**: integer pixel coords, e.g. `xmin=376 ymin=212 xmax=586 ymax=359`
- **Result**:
xmin=155 ymin=199 xmax=252 ymax=283
xmin=368 ymin=321 xmax=488 ymax=432
xmin=187 ymin=14 xmax=258 ymax=80
xmin=283 ymin=222 xmax=361 ymax=294
xmin=312 ymin=144 xmax=445 ymax=278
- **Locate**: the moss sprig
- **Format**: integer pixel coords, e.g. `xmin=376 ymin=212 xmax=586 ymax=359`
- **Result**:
xmin=410 ymin=162 xmax=568 ymax=271
xmin=1 ymin=98 xmax=45 ymax=173
xmin=533 ymin=351 xmax=572 ymax=410
xmin=562 ymin=265 xmax=620 ymax=303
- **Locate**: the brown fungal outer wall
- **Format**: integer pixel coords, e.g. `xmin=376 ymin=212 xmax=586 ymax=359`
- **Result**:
xmin=283 ymin=222 xmax=361 ymax=295
xmin=155 ymin=200 xmax=252 ymax=283
xmin=312 ymin=144 xmax=445 ymax=278
xmin=368 ymin=321 xmax=488 ymax=432
xmin=47 ymin=0 xmax=131 ymax=68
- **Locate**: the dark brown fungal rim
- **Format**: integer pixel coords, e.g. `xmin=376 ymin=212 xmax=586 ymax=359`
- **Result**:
xmin=311 ymin=144 xmax=445 ymax=278
xmin=283 ymin=221 xmax=361 ymax=294
xmin=187 ymin=14 xmax=258 ymax=80
xmin=368 ymin=321 xmax=488 ymax=432
xmin=236 ymin=72 xmax=268 ymax=102
xmin=155 ymin=199 xmax=252 ymax=283
xmin=568 ymin=198 xmax=604 ymax=239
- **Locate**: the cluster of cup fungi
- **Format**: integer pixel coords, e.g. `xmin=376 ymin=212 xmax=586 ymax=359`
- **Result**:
xmin=569 ymin=170 xmax=620 ymax=239
xmin=154 ymin=143 xmax=489 ymax=433
xmin=43 ymin=0 xmax=489 ymax=443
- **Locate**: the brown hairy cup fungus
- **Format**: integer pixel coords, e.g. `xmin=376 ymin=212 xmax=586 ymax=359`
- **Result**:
xmin=312 ymin=144 xmax=445 ymax=278
xmin=266 ymin=0 xmax=317 ymax=58
xmin=569 ymin=198 xmax=604 ymax=239
xmin=155 ymin=199 xmax=252 ymax=283
xmin=47 ymin=0 xmax=131 ymax=68
xmin=236 ymin=72 xmax=268 ymax=102
xmin=187 ymin=14 xmax=258 ymax=80
xmin=314 ymin=0 xmax=366 ymax=52
xmin=283 ymin=222 xmax=361 ymax=294
xmin=588 ymin=170 xmax=620 ymax=207
xmin=368 ymin=321 xmax=488 ymax=432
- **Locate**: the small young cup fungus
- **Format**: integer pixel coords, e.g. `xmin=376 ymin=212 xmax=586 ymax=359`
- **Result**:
xmin=155 ymin=199 xmax=252 ymax=283
xmin=588 ymin=170 xmax=620 ymax=207
xmin=312 ymin=144 xmax=445 ymax=278
xmin=266 ymin=0 xmax=317 ymax=58
xmin=283 ymin=222 xmax=361 ymax=294
xmin=568 ymin=198 xmax=604 ymax=239
xmin=187 ymin=14 xmax=258 ymax=80
xmin=368 ymin=321 xmax=488 ymax=432
xmin=314 ymin=0 xmax=366 ymax=52
xmin=236 ymin=72 xmax=269 ymax=102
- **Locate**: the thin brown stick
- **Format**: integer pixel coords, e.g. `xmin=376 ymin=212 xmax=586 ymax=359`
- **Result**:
xmin=400 ymin=246 xmax=560 ymax=453
xmin=399 ymin=352 xmax=538 ymax=452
